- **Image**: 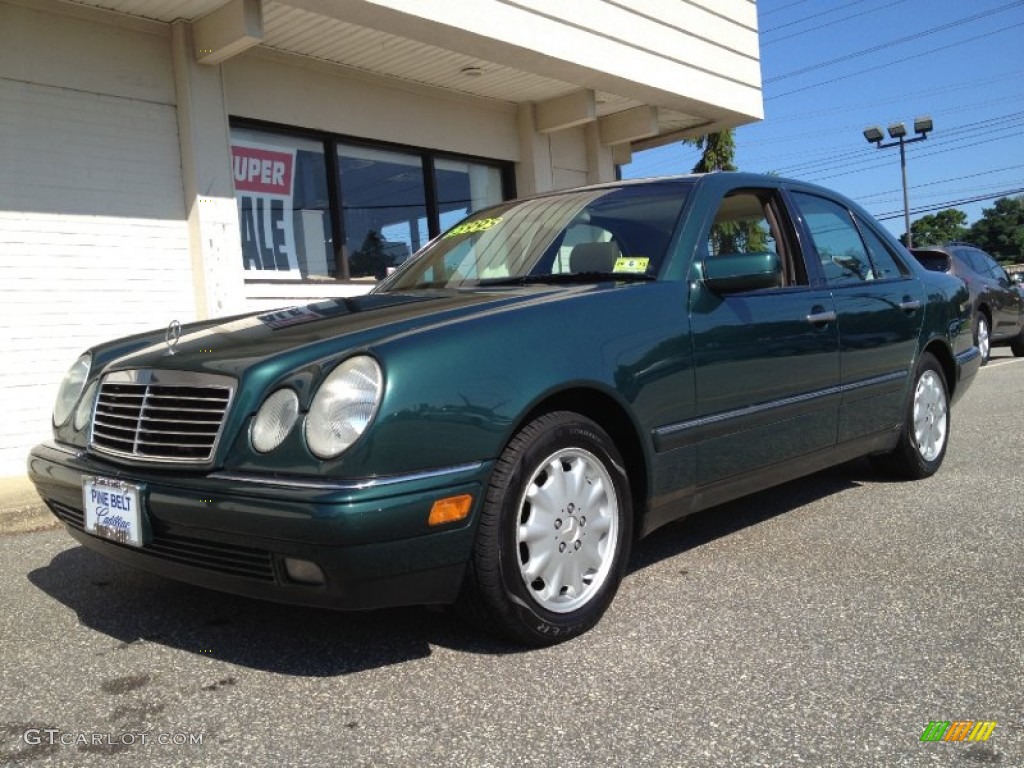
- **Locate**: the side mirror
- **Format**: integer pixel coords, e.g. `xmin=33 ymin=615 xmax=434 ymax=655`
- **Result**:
xmin=703 ymin=252 xmax=783 ymax=293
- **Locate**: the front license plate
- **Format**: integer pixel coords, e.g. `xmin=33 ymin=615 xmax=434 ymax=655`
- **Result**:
xmin=82 ymin=477 xmax=144 ymax=547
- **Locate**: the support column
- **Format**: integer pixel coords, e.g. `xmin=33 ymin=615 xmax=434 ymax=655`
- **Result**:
xmin=515 ymin=103 xmax=554 ymax=196
xmin=171 ymin=20 xmax=247 ymax=319
xmin=585 ymin=122 xmax=615 ymax=184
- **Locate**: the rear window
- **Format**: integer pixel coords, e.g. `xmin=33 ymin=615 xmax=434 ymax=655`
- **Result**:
xmin=911 ymin=250 xmax=951 ymax=273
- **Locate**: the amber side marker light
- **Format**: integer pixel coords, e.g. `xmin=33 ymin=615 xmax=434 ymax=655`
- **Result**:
xmin=428 ymin=494 xmax=473 ymax=526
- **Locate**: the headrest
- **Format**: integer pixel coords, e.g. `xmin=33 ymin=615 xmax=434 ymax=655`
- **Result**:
xmin=569 ymin=241 xmax=621 ymax=273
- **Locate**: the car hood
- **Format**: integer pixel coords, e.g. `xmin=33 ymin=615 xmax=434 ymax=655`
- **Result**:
xmin=97 ymin=286 xmax=603 ymax=379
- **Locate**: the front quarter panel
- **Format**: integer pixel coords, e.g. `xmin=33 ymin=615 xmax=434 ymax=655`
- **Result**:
xmin=318 ymin=283 xmax=696 ymax=480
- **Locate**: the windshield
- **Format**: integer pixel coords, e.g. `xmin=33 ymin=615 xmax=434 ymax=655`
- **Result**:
xmin=376 ymin=183 xmax=690 ymax=291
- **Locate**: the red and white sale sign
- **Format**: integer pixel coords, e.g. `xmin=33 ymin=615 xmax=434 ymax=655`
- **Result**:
xmin=231 ymin=142 xmax=298 ymax=274
xmin=232 ymin=145 xmax=294 ymax=195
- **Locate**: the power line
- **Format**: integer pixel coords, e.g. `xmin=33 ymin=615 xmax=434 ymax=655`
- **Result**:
xmin=760 ymin=0 xmax=817 ymax=19
xmin=803 ymin=139 xmax=1021 ymax=184
xmin=865 ymin=182 xmax=1024 ymax=207
xmin=776 ymin=110 xmax=1024 ymax=168
xmin=755 ymin=70 xmax=1024 ymax=124
xmin=762 ymin=0 xmax=876 ymax=35
xmin=737 ymin=98 xmax=1024 ymax=160
xmin=798 ymin=124 xmax=1024 ymax=183
xmin=631 ymin=116 xmax=1023 ymax=181
xmin=766 ymin=20 xmax=1024 ymax=100
xmin=856 ymin=164 xmax=1024 ymax=201
xmin=765 ymin=1 xmax=1024 ymax=84
xmin=762 ymin=1 xmax=899 ymax=46
xmin=771 ymin=114 xmax=1024 ymax=176
xmin=871 ymin=189 xmax=1024 ymax=220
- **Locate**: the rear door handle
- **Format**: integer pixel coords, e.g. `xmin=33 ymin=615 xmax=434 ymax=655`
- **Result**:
xmin=806 ymin=308 xmax=836 ymax=325
xmin=899 ymin=298 xmax=921 ymax=312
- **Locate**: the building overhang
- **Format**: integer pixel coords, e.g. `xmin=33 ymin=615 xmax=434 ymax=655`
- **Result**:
xmin=59 ymin=0 xmax=764 ymax=149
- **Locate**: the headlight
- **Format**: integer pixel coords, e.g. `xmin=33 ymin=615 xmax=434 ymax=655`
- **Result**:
xmin=53 ymin=354 xmax=91 ymax=427
xmin=251 ymin=388 xmax=300 ymax=453
xmin=73 ymin=380 xmax=99 ymax=432
xmin=305 ymin=355 xmax=383 ymax=459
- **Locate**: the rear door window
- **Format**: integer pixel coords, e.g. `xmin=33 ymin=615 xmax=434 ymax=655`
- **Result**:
xmin=854 ymin=216 xmax=907 ymax=280
xmin=791 ymin=193 xmax=873 ymax=285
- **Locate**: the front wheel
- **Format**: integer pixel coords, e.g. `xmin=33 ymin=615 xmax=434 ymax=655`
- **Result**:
xmin=872 ymin=352 xmax=950 ymax=480
xmin=457 ymin=411 xmax=633 ymax=646
xmin=975 ymin=313 xmax=991 ymax=365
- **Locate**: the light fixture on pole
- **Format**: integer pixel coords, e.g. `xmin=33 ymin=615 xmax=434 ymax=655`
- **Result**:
xmin=862 ymin=116 xmax=933 ymax=248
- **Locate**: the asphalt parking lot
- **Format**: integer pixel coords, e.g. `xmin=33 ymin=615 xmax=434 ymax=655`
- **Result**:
xmin=1 ymin=351 xmax=1021 ymax=768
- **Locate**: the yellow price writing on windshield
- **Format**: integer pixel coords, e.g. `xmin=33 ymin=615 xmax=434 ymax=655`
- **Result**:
xmin=443 ymin=217 xmax=503 ymax=238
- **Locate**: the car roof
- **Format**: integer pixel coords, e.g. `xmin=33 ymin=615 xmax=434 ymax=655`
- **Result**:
xmin=510 ymin=171 xmax=858 ymax=206
xmin=910 ymin=243 xmax=988 ymax=255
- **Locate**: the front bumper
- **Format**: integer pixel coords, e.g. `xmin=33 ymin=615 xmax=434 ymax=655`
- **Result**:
xmin=28 ymin=442 xmax=492 ymax=610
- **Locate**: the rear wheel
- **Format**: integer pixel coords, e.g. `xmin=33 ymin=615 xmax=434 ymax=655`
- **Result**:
xmin=457 ymin=411 xmax=632 ymax=646
xmin=872 ymin=352 xmax=950 ymax=480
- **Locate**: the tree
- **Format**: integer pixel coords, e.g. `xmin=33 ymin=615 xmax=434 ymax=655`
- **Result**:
xmin=684 ymin=130 xmax=738 ymax=173
xmin=967 ymin=196 xmax=1024 ymax=263
xmin=350 ymin=229 xmax=391 ymax=278
xmin=899 ymin=208 xmax=968 ymax=247
xmin=683 ymin=130 xmax=767 ymax=253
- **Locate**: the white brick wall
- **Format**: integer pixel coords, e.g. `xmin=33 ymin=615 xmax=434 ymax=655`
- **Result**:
xmin=0 ymin=78 xmax=195 ymax=476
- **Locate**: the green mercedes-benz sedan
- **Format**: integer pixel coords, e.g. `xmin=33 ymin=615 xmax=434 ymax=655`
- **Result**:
xmin=28 ymin=173 xmax=980 ymax=646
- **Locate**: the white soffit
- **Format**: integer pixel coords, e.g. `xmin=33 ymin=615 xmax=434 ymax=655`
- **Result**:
xmin=62 ymin=0 xmax=227 ymax=21
xmin=61 ymin=0 xmax=717 ymax=132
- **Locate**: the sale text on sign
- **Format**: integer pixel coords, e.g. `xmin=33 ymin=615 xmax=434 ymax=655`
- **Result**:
xmin=232 ymin=142 xmax=298 ymax=275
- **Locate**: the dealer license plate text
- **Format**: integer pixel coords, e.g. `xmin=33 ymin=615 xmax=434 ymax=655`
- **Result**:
xmin=82 ymin=477 xmax=144 ymax=547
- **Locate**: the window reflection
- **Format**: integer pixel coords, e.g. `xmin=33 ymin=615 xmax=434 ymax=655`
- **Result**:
xmin=231 ymin=124 xmax=510 ymax=282
xmin=337 ymin=145 xmax=428 ymax=279
xmin=435 ymin=158 xmax=504 ymax=233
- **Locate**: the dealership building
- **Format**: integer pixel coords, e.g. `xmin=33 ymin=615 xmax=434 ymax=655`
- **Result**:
xmin=0 ymin=0 xmax=762 ymax=477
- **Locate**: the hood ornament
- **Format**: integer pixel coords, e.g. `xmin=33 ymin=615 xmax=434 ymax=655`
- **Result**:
xmin=165 ymin=320 xmax=182 ymax=355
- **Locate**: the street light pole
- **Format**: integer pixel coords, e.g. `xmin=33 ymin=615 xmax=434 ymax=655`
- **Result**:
xmin=898 ymin=138 xmax=911 ymax=249
xmin=862 ymin=117 xmax=933 ymax=249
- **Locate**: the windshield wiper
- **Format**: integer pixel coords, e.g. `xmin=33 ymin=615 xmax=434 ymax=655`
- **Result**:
xmin=479 ymin=271 xmax=656 ymax=286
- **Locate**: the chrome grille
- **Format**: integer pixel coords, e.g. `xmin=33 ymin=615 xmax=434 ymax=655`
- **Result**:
xmin=90 ymin=370 xmax=235 ymax=464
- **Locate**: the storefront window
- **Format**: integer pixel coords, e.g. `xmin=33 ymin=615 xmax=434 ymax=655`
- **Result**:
xmin=435 ymin=158 xmax=505 ymax=232
xmin=337 ymin=144 xmax=428 ymax=279
xmin=231 ymin=127 xmax=333 ymax=279
xmin=230 ymin=121 xmax=511 ymax=282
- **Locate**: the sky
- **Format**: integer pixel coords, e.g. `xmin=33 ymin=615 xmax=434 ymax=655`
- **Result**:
xmin=621 ymin=0 xmax=1024 ymax=240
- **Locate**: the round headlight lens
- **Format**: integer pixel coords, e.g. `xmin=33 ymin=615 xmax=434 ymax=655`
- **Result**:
xmin=305 ymin=356 xmax=383 ymax=459
xmin=251 ymin=388 xmax=300 ymax=454
xmin=73 ymin=380 xmax=99 ymax=432
xmin=53 ymin=354 xmax=92 ymax=427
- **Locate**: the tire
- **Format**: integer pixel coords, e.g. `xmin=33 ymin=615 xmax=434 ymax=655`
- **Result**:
xmin=457 ymin=411 xmax=633 ymax=646
xmin=872 ymin=352 xmax=950 ymax=480
xmin=975 ymin=313 xmax=991 ymax=366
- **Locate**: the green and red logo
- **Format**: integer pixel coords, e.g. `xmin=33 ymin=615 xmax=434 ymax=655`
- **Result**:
xmin=920 ymin=721 xmax=996 ymax=742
